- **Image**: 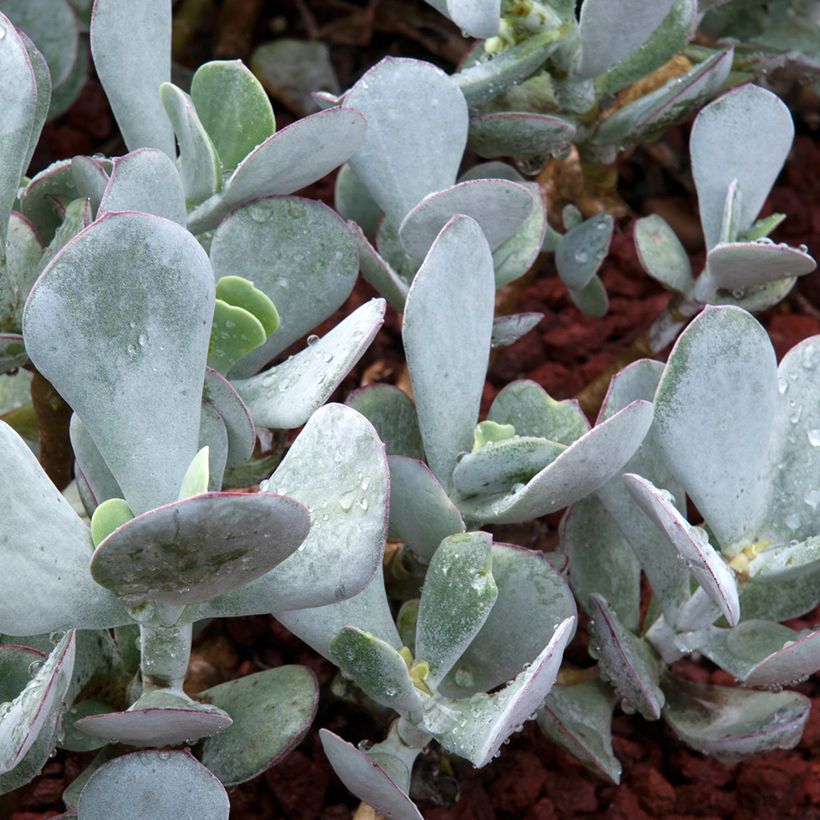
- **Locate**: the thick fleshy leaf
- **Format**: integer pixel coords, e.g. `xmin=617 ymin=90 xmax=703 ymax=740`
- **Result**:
xmin=388 ymin=456 xmax=464 ymax=563
xmin=346 ymin=58 xmax=468 ymax=228
xmin=70 ymin=415 xmax=121 ymax=509
xmin=277 ymin=564 xmax=400 ymax=660
xmin=538 ymin=676 xmax=620 ymax=784
xmin=90 ymin=492 xmax=309 ymax=606
xmin=221 ymin=107 xmax=366 ymax=210
xmin=159 ymin=83 xmax=221 ymax=204
xmin=595 ymin=0 xmax=696 ymax=96
xmin=90 ymin=0 xmax=175 ymax=157
xmin=468 ymin=112 xmax=576 ymax=160
xmin=491 ymin=313 xmax=543 ymax=349
xmin=493 ymin=184 xmax=547 ymax=287
xmin=74 ymin=689 xmax=232 ymax=746
xmin=335 ymin=163 xmax=382 ymax=240
xmin=416 ymin=533 xmax=497 ymax=686
xmin=0 ymin=12 xmax=38 ymax=250
xmin=198 ymin=405 xmax=228 ymax=490
xmin=424 ymin=617 xmax=574 ymax=767
xmin=19 ymin=159 xmax=77 ymax=243
xmin=17 ymin=29 xmax=51 ymax=177
xmin=577 ymin=0 xmax=676 ymax=77
xmin=454 ymin=31 xmax=565 ymax=108
xmin=0 ymin=213 xmax=44 ymax=330
xmin=0 ymin=422 xmax=129 ymax=634
xmin=692 ymin=84 xmax=794 ymax=250
xmin=693 ymin=620 xmax=820 ymax=689
xmin=446 ymin=0 xmax=499 ymax=38
xmin=331 ymin=628 xmax=424 ymax=719
xmin=209 ymin=196 xmax=359 ymax=373
xmin=207 ymin=299 xmax=266 ymax=375
xmin=199 ymin=666 xmax=318 ymax=786
xmin=97 ymin=148 xmax=186 ymax=224
xmin=661 ymin=676 xmax=810 ymax=763
xmin=707 ymin=241 xmax=815 ymax=290
xmin=569 ymin=275 xmax=609 ymax=318
xmin=48 ymin=38 xmax=88 ymax=120
xmin=563 ymin=496 xmax=641 ymax=632
xmin=591 ymin=48 xmax=733 ymax=149
xmin=652 ymin=306 xmax=777 ymax=549
xmin=489 ymin=380 xmax=589 ymax=444
xmin=346 ymin=386 xmax=424 ymax=460
xmin=454 ymin=436 xmax=566 ymax=497
xmin=593 ymin=359 xmax=690 ymax=623
xmin=588 ymin=594 xmax=664 ymax=720
xmin=399 ymin=179 xmax=533 ymax=260
xmin=0 ymin=713 xmax=60 ymax=796
xmin=190 ymin=60 xmax=275 ymax=172
xmin=625 ymin=474 xmax=740 ymax=625
xmin=76 ymin=749 xmax=229 ymax=819
xmin=349 ymin=221 xmax=409 ymax=311
xmin=557 ymin=214 xmax=614 ymax=289
xmin=202 ymin=368 xmax=254 ymax=469
xmin=190 ymin=404 xmax=388 ymax=618
xmin=459 ymin=401 xmax=653 ymax=525
xmin=71 ymin=157 xmax=109 ymax=214
xmin=234 ymin=298 xmax=385 ymax=429
xmin=634 ymin=214 xmax=693 ymax=293
xmin=24 ymin=212 xmax=215 ymax=515
xmin=320 ymin=730 xmax=423 ymax=820
xmin=441 ymin=544 xmax=576 ymax=697
xmin=0 ymin=631 xmax=74 ymax=775
xmin=403 ymin=216 xmax=495 ymax=489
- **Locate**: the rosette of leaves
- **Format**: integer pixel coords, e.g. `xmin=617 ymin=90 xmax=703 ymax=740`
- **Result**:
xmin=266 ymin=524 xmax=577 ymax=817
xmin=0 ymin=209 xmax=390 ymax=813
xmin=633 ymin=83 xmax=815 ymax=355
xmin=549 ymin=305 xmax=818 ymax=781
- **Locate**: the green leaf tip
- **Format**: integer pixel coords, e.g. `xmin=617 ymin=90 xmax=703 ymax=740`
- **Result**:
xmin=90 ymin=498 xmax=134 ymax=547
xmin=178 ymin=446 xmax=210 ymax=500
xmin=472 ymin=420 xmax=517 ymax=451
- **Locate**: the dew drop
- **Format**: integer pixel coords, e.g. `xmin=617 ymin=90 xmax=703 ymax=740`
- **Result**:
xmin=307 ymin=334 xmax=320 ymax=346
xmin=807 ymin=429 xmax=820 ymax=447
xmin=138 ymin=333 xmax=148 ymax=347
xmin=28 ymin=660 xmax=43 ymax=676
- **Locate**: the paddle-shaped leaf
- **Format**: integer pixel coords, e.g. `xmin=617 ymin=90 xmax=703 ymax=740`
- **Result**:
xmin=388 ymin=456 xmax=465 ymax=563
xmin=69 ymin=415 xmax=122 ymax=510
xmin=199 ymin=666 xmax=318 ymax=786
xmin=0 ymin=422 xmax=129 ymax=634
xmin=416 ymin=532 xmax=499 ymax=687
xmin=0 ymin=213 xmax=44 ymax=330
xmin=234 ymin=298 xmax=385 ymax=429
xmin=0 ymin=631 xmax=74 ymax=775
xmin=625 ymin=474 xmax=740 ymax=625
xmin=588 ymin=594 xmax=664 ymax=720
xmin=0 ymin=12 xmax=38 ymax=250
xmin=458 ymin=400 xmax=653 ymax=525
xmin=468 ymin=113 xmax=576 ymax=161
xmin=577 ymin=0 xmax=676 ymax=77
xmin=634 ymin=214 xmax=693 ymax=293
xmin=320 ymin=730 xmax=423 ymax=820
xmin=97 ymin=148 xmax=186 ymax=225
xmin=190 ymin=60 xmax=275 ymax=172
xmin=76 ymin=749 xmax=230 ymax=819
xmin=423 ymin=617 xmax=575 ymax=766
xmin=491 ymin=313 xmax=543 ymax=349
xmin=403 ymin=216 xmax=495 ymax=489
xmin=707 ymin=241 xmax=815 ymax=290
xmin=652 ymin=306 xmax=777 ymax=549
xmin=90 ymin=0 xmax=175 ymax=157
xmin=691 ymin=84 xmax=794 ymax=250
xmin=346 ymin=58 xmax=468 ymax=227
xmin=538 ymin=676 xmax=621 ymax=784
xmin=446 ymin=0 xmax=499 ymax=38
xmin=90 ymin=492 xmax=309 ymax=606
xmin=661 ymin=675 xmax=810 ymax=763
xmin=331 ymin=628 xmax=424 ymax=719
xmin=202 ymin=368 xmax=254 ymax=468
xmin=347 ymin=386 xmax=424 ymax=460
xmin=209 ymin=196 xmax=359 ymax=373
xmin=189 ymin=404 xmax=388 ymax=618
xmin=398 ymin=179 xmax=534 ymax=259
xmin=441 ymin=543 xmax=576 ymax=697
xmin=24 ymin=212 xmax=215 ymax=515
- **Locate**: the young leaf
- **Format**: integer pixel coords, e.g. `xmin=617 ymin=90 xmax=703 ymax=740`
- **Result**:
xmin=199 ymin=666 xmax=318 ymax=786
xmin=90 ymin=0 xmax=175 ymax=157
xmin=346 ymin=386 xmax=424 ymax=460
xmin=177 ymin=447 xmax=210 ymax=500
xmin=691 ymin=84 xmax=794 ymax=250
xmin=555 ymin=214 xmax=613 ymax=290
xmin=388 ymin=456 xmax=465 ymax=563
xmin=634 ymin=214 xmax=693 ymax=293
xmin=209 ymin=196 xmax=358 ymax=373
xmin=346 ymin=58 xmax=468 ymax=228
xmin=24 ymin=212 xmax=215 ymax=515
xmin=207 ymin=300 xmax=267 ymax=375
xmin=403 ymin=216 xmax=495 ymax=489
xmin=89 ymin=497 xmax=134 ymax=547
xmin=190 ymin=60 xmax=275 ymax=172
xmin=0 ymin=422 xmax=129 ymax=635
xmin=76 ymin=749 xmax=230 ymax=819
xmin=625 ymin=473 xmax=740 ymax=626
xmin=90 ymin=492 xmax=310 ymax=606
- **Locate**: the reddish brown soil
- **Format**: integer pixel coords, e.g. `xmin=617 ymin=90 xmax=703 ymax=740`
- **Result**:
xmin=8 ymin=2 xmax=820 ymax=817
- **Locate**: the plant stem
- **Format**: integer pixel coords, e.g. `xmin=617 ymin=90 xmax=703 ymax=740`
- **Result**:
xmin=140 ymin=622 xmax=193 ymax=693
